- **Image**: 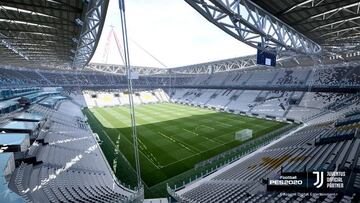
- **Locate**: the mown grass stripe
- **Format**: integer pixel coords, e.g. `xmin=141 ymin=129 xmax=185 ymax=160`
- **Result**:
xmin=84 ymin=103 xmax=288 ymax=197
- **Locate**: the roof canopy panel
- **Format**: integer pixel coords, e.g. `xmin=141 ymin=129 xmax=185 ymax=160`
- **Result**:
xmin=0 ymin=0 xmax=108 ymax=69
xmin=252 ymin=0 xmax=360 ymax=54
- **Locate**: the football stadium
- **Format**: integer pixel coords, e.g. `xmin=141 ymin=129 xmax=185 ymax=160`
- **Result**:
xmin=0 ymin=0 xmax=360 ymax=203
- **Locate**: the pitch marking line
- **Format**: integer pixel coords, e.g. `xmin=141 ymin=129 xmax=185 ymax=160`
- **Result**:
xmin=100 ymin=129 xmax=143 ymax=175
xmin=137 ymin=139 xmax=160 ymax=165
xmin=184 ymin=127 xmax=223 ymax=145
xmin=158 ymin=131 xmax=199 ymax=154
xmin=196 ymin=124 xmax=215 ymax=130
xmin=183 ymin=128 xmax=198 ymax=136
xmin=216 ymin=121 xmax=233 ymax=127
xmin=99 ymin=114 xmax=162 ymax=170
xmin=161 ymin=152 xmax=201 ymax=168
xmin=226 ymin=118 xmax=246 ymax=123
xmin=201 ymin=135 xmax=223 ymax=145
xmin=128 ymin=136 xmax=162 ymax=169
xmin=93 ymin=109 xmax=116 ymax=128
xmin=159 ymin=139 xmax=234 ymax=168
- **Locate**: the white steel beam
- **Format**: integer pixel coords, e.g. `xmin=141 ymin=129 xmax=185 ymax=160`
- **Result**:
xmin=86 ymin=63 xmax=168 ymax=75
xmin=73 ymin=0 xmax=108 ymax=68
xmin=185 ymin=0 xmax=322 ymax=55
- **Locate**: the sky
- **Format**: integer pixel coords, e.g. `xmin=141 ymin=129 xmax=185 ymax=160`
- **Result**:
xmin=90 ymin=0 xmax=256 ymax=68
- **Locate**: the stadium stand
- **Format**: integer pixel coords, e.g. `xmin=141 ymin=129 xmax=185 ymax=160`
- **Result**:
xmin=0 ymin=61 xmax=359 ymax=202
xmin=175 ymin=110 xmax=360 ymax=203
xmin=1 ymin=0 xmax=360 ymax=202
xmin=83 ymin=89 xmax=170 ymax=108
xmin=1 ymin=64 xmax=359 ymax=88
xmin=0 ymin=64 xmax=358 ymax=124
xmin=0 ymin=87 xmax=141 ymax=202
xmin=0 ymin=152 xmax=25 ymax=202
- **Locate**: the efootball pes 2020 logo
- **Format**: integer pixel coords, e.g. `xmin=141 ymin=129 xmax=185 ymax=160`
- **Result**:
xmin=268 ymin=171 xmax=345 ymax=192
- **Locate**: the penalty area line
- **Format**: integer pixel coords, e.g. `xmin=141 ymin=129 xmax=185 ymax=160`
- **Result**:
xmin=216 ymin=121 xmax=233 ymax=127
xmin=183 ymin=128 xmax=198 ymax=136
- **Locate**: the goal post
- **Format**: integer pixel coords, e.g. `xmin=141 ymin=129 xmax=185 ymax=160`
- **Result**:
xmin=235 ymin=129 xmax=253 ymax=141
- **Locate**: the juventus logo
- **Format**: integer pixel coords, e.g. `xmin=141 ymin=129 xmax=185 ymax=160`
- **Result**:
xmin=313 ymin=172 xmax=324 ymax=188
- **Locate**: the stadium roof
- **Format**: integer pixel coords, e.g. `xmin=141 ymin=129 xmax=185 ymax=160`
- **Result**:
xmin=1 ymin=0 xmax=358 ymax=74
xmin=87 ymin=52 xmax=360 ymax=75
xmin=246 ymin=0 xmax=360 ymax=54
xmin=0 ymin=0 xmax=108 ymax=69
xmin=87 ymin=0 xmax=360 ymax=75
xmin=185 ymin=0 xmax=360 ymax=56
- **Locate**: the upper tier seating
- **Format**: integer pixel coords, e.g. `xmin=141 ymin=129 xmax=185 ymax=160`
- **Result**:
xmin=0 ymin=64 xmax=359 ymax=88
xmin=83 ymin=89 xmax=169 ymax=108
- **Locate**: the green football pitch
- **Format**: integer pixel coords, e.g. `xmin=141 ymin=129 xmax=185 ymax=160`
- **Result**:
xmin=84 ymin=103 xmax=287 ymax=192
